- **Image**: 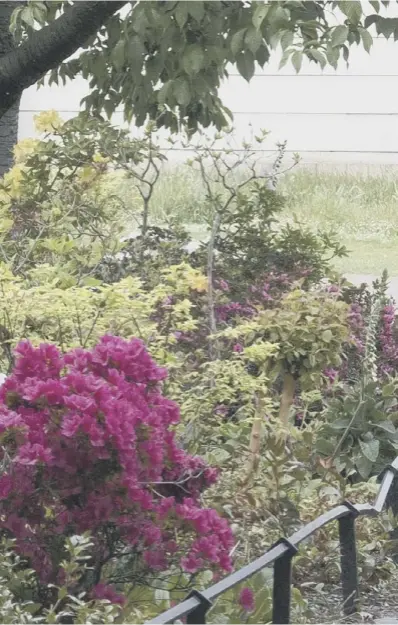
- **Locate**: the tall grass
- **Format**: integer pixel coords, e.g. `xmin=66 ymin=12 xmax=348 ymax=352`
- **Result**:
xmin=279 ymin=169 xmax=398 ymax=241
xmin=116 ymin=165 xmax=398 ymax=275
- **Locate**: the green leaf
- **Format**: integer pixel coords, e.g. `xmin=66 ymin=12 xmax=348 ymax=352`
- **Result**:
xmin=103 ymin=99 xmax=115 ymax=119
xmin=82 ymin=277 xmax=103 ymax=287
xmin=307 ymin=49 xmax=327 ymax=68
xmin=188 ymin=2 xmax=204 ymax=22
xmin=291 ymin=50 xmax=303 ymax=73
xmin=330 ymin=417 xmax=351 ymax=430
xmin=279 ymin=49 xmax=291 ymax=69
xmin=382 ymin=382 xmax=396 ymax=397
xmin=158 ymin=80 xmax=173 ymax=106
xmin=364 ymin=14 xmax=380 ymax=29
xmin=280 ymin=30 xmax=294 ymax=51
xmin=182 ymin=45 xmax=205 ymax=75
xmin=325 ymin=43 xmax=339 ymax=68
xmin=356 ymin=454 xmax=373 ymax=478
xmin=376 ymin=17 xmax=398 ymax=38
xmin=236 ymin=50 xmax=255 ymax=81
xmin=21 ymin=6 xmax=35 ymax=28
xmin=358 ymin=438 xmax=380 ymax=462
xmin=58 ymin=587 xmax=68 ymax=601
xmin=252 ymin=3 xmax=269 ymax=30
xmin=338 ymin=1 xmax=362 ymax=23
xmin=374 ymin=420 xmax=396 ymax=435
xmin=173 ymin=79 xmax=191 ymax=106
xmin=256 ymin=43 xmax=270 ymax=67
xmin=111 ymin=39 xmax=125 ymax=70
xmin=175 ymin=2 xmax=188 ymax=28
xmin=154 ymin=588 xmax=170 ymax=605
xmin=245 ymin=26 xmax=263 ymax=54
xmin=316 ymin=438 xmax=336 ymax=456
xmin=369 ymin=0 xmax=380 ymax=11
xmin=321 ymin=329 xmax=333 ymax=343
xmin=230 ymin=28 xmax=247 ymax=57
xmin=359 ymin=27 xmax=373 ymax=52
xmin=331 ymin=25 xmax=349 ymax=47
xmin=127 ymin=36 xmax=145 ymax=62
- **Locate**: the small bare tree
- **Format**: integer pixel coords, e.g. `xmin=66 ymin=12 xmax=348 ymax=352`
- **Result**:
xmin=187 ymin=128 xmax=298 ymax=362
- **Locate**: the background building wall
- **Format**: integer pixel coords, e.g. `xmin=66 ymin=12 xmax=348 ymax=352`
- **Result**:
xmin=19 ymin=31 xmax=398 ymax=167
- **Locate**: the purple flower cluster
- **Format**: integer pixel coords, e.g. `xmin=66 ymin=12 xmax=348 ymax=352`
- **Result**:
xmin=215 ymin=301 xmax=256 ymax=323
xmin=379 ymin=304 xmax=398 ymax=376
xmin=347 ymin=303 xmax=365 ymax=353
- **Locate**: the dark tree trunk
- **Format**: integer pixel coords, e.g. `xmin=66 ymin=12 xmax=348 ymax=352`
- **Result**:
xmin=0 ymin=1 xmax=127 ymax=118
xmin=0 ymin=0 xmax=127 ymax=174
xmin=0 ymin=2 xmax=20 ymax=175
xmin=0 ymin=98 xmax=19 ymax=177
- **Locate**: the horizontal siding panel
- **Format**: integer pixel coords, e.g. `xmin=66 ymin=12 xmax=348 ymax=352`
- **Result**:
xmin=219 ymin=75 xmax=398 ymax=114
xmin=20 ymin=39 xmax=398 ymax=115
xmin=18 ymin=110 xmax=398 ymax=154
xmin=22 ymin=74 xmax=398 ymax=117
xmin=222 ymin=113 xmax=398 ymax=153
xmin=21 ymin=77 xmax=89 ymax=112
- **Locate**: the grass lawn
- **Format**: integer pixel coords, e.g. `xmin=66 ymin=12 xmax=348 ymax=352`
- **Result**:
xmin=279 ymin=169 xmax=398 ymax=276
xmin=119 ymin=166 xmax=398 ymax=277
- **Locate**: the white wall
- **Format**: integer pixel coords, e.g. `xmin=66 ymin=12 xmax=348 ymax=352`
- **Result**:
xmin=19 ymin=32 xmax=398 ymax=167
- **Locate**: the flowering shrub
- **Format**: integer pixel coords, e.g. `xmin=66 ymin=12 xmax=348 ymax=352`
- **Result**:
xmin=378 ymin=303 xmax=398 ymax=377
xmin=0 ymin=336 xmax=233 ymax=605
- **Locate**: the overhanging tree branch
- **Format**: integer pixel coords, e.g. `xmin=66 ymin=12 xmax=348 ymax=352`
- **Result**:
xmin=0 ymin=0 xmax=128 ymax=117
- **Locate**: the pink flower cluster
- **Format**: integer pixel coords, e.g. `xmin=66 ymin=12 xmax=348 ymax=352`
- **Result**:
xmin=0 ymin=336 xmax=233 ymax=598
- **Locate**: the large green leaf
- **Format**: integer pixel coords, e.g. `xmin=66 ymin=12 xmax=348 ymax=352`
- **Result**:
xmin=316 ymin=438 xmax=336 ymax=456
xmin=331 ymin=25 xmax=349 ymax=47
xmin=291 ymin=50 xmax=303 ymax=73
xmin=356 ymin=454 xmax=374 ymax=479
xmin=182 ymin=45 xmax=205 ymax=75
xmin=358 ymin=437 xmax=380 ymax=462
xmin=188 ymin=2 xmax=204 ymax=22
xmin=338 ymin=1 xmax=362 ymax=23
xmin=236 ymin=50 xmax=255 ymax=81
xmin=252 ymin=3 xmax=269 ymax=30
xmin=245 ymin=26 xmax=263 ymax=55
xmin=173 ymin=79 xmax=191 ymax=106
xmin=359 ymin=27 xmax=373 ymax=52
xmin=374 ymin=420 xmax=396 ymax=435
xmin=230 ymin=28 xmax=247 ymax=56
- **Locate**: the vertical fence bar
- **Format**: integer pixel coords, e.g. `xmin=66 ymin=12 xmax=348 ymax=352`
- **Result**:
xmin=272 ymin=538 xmax=298 ymax=624
xmin=186 ymin=590 xmax=212 ymax=624
xmin=339 ymin=502 xmax=359 ymax=616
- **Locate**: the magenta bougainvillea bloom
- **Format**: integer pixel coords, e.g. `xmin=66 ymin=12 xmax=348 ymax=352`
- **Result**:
xmin=239 ymin=587 xmax=255 ymax=612
xmin=0 ymin=336 xmax=233 ymax=600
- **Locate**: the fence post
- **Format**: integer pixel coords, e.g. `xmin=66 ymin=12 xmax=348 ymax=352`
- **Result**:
xmin=339 ymin=501 xmax=360 ymax=616
xmin=186 ymin=589 xmax=212 ymax=624
xmin=272 ymin=538 xmax=298 ymax=624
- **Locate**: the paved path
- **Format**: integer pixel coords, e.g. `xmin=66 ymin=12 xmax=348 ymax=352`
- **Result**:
xmin=345 ymin=274 xmax=398 ymax=302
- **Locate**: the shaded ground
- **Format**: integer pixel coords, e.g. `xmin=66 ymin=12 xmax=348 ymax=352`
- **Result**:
xmin=303 ymin=570 xmax=398 ymax=624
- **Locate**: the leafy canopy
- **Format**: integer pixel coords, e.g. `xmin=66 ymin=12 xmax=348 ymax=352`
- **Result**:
xmin=9 ymin=0 xmax=398 ymax=132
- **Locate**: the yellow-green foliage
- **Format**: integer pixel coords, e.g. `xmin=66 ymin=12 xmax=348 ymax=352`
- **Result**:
xmin=0 ymin=262 xmax=205 ymax=373
xmin=0 ymin=112 xmax=154 ymax=282
xmin=173 ymin=349 xmax=277 ymax=459
xmin=221 ymin=287 xmax=350 ymax=388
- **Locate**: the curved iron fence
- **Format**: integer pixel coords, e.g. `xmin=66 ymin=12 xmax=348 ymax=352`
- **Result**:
xmin=146 ymin=457 xmax=398 ymax=625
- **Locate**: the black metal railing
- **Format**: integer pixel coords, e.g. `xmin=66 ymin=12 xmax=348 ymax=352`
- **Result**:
xmin=146 ymin=457 xmax=398 ymax=625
